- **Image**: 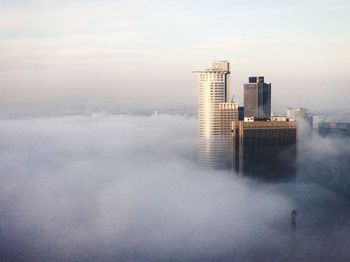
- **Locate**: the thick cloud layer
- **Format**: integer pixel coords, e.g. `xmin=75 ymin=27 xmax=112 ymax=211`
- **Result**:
xmin=0 ymin=114 xmax=349 ymax=261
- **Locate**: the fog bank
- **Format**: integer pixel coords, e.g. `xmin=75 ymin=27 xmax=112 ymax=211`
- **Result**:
xmin=0 ymin=114 xmax=349 ymax=261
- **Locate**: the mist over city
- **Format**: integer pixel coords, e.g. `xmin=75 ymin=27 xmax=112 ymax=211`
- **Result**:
xmin=1 ymin=0 xmax=350 ymax=261
xmin=0 ymin=113 xmax=349 ymax=261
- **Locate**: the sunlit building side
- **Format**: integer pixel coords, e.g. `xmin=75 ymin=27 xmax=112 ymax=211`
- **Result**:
xmin=193 ymin=61 xmax=238 ymax=168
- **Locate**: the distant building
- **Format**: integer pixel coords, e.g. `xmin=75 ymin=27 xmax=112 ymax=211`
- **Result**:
xmin=318 ymin=122 xmax=350 ymax=137
xmin=231 ymin=117 xmax=297 ymax=179
xmin=312 ymin=116 xmax=326 ymax=129
xmin=193 ymin=61 xmax=238 ymax=168
xmin=244 ymin=76 xmax=271 ymax=118
xmin=287 ymin=107 xmax=308 ymax=120
xmin=287 ymin=107 xmax=313 ymax=127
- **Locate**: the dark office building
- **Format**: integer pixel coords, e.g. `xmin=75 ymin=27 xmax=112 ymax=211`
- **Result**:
xmin=231 ymin=117 xmax=297 ymax=180
xmin=238 ymin=106 xmax=245 ymax=120
xmin=244 ymin=76 xmax=271 ymax=117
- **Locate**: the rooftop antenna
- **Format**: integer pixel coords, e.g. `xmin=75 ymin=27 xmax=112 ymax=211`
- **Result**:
xmin=290 ymin=209 xmax=298 ymax=257
xmin=291 ymin=209 xmax=297 ymax=232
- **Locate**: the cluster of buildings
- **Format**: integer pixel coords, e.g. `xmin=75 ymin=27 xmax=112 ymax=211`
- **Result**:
xmin=194 ymin=61 xmax=297 ymax=178
xmin=287 ymin=108 xmax=350 ymax=137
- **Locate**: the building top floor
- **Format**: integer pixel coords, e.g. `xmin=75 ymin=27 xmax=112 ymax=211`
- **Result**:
xmin=193 ymin=61 xmax=230 ymax=74
xmin=249 ymin=76 xmax=265 ymax=83
xmin=244 ymin=116 xmax=295 ymax=122
xmin=232 ymin=120 xmax=297 ymax=130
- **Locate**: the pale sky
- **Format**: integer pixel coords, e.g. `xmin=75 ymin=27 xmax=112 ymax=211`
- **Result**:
xmin=1 ymin=0 xmax=350 ymax=112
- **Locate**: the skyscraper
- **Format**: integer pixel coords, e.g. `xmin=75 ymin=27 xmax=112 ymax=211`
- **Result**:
xmin=244 ymin=76 xmax=271 ymax=117
xmin=193 ymin=61 xmax=238 ymax=168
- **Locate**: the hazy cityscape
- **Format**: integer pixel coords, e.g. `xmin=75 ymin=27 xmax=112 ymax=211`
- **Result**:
xmin=1 ymin=1 xmax=350 ymax=262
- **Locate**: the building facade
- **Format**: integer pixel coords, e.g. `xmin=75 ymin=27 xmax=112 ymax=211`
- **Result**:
xmin=244 ymin=76 xmax=271 ymax=118
xmin=232 ymin=117 xmax=297 ymax=179
xmin=193 ymin=61 xmax=238 ymax=168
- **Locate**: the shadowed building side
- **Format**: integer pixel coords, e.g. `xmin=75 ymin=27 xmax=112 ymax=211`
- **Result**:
xmin=232 ymin=117 xmax=297 ymax=180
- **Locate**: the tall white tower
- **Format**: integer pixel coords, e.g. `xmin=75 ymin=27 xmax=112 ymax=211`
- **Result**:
xmin=193 ymin=61 xmax=237 ymax=168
